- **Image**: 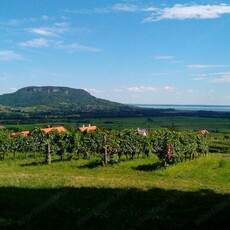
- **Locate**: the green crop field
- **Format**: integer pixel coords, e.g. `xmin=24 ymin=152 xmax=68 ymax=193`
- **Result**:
xmin=0 ymin=154 xmax=229 ymax=229
xmin=3 ymin=116 xmax=230 ymax=133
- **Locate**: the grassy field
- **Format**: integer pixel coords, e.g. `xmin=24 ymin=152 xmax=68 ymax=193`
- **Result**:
xmin=1 ymin=115 xmax=230 ymax=229
xmin=0 ymin=154 xmax=229 ymax=229
xmin=3 ymin=116 xmax=230 ymax=133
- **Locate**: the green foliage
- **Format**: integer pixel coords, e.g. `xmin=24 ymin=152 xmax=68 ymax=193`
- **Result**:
xmin=0 ymin=128 xmax=209 ymax=168
xmin=0 ymin=86 xmax=127 ymax=112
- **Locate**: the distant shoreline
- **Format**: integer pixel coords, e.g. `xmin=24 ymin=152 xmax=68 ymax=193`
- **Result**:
xmin=130 ymin=104 xmax=230 ymax=112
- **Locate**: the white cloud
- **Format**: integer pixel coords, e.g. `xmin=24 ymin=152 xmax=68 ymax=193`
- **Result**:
xmin=29 ymin=23 xmax=69 ymax=36
xmin=193 ymin=75 xmax=230 ymax=83
xmin=66 ymin=3 xmax=230 ymax=23
xmin=192 ymin=71 xmax=230 ymax=77
xmin=213 ymin=71 xmax=230 ymax=75
xmin=30 ymin=28 xmax=54 ymax=36
xmin=19 ymin=37 xmax=101 ymax=53
xmin=20 ymin=38 xmax=50 ymax=48
xmin=56 ymin=42 xmax=102 ymax=52
xmin=143 ymin=4 xmax=230 ymax=22
xmin=0 ymin=50 xmax=22 ymax=61
xmin=186 ymin=89 xmax=194 ymax=93
xmin=188 ymin=64 xmax=229 ymax=69
xmin=66 ymin=4 xmax=140 ymax=14
xmin=9 ymin=87 xmax=17 ymax=92
xmin=112 ymin=4 xmax=139 ymax=12
xmin=127 ymin=86 xmax=158 ymax=92
xmin=192 ymin=73 xmax=208 ymax=77
xmin=0 ymin=18 xmax=37 ymax=27
xmin=212 ymin=75 xmax=230 ymax=83
xmin=127 ymin=86 xmax=174 ymax=93
xmin=163 ymin=86 xmax=174 ymax=91
xmin=192 ymin=77 xmax=209 ymax=81
xmin=155 ymin=55 xmax=175 ymax=60
xmin=191 ymin=69 xmax=230 ymax=83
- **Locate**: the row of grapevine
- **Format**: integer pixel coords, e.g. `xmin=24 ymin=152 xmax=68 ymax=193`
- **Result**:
xmin=0 ymin=128 xmax=208 ymax=166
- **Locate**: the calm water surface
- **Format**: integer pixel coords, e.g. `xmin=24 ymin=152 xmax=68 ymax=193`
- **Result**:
xmin=132 ymin=104 xmax=230 ymax=112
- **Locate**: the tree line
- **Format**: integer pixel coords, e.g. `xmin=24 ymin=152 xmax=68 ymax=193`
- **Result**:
xmin=0 ymin=128 xmax=209 ymax=167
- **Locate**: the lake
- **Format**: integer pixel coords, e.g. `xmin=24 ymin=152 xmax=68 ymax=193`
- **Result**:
xmin=132 ymin=104 xmax=230 ymax=112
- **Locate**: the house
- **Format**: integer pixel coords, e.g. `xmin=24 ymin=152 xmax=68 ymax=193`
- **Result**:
xmin=197 ymin=130 xmax=209 ymax=135
xmin=135 ymin=128 xmax=148 ymax=136
xmin=42 ymin=125 xmax=66 ymax=133
xmin=21 ymin=130 xmax=30 ymax=137
xmin=13 ymin=125 xmax=66 ymax=137
xmin=79 ymin=124 xmax=97 ymax=132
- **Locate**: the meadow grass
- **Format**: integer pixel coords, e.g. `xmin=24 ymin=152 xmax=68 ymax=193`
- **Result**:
xmin=0 ymin=154 xmax=229 ymax=229
xmin=1 ymin=115 xmax=230 ymax=228
xmin=4 ymin=115 xmax=230 ymax=133
xmin=0 ymin=154 xmax=229 ymax=192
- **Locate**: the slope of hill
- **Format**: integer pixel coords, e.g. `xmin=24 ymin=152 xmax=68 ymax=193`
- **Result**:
xmin=0 ymin=86 xmax=128 ymax=112
xmin=2 ymin=86 xmax=229 ymax=121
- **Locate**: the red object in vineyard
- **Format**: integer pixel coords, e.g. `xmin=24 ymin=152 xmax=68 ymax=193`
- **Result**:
xmin=166 ymin=144 xmax=172 ymax=159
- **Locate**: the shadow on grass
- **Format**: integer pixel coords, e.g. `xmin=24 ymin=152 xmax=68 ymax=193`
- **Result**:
xmin=20 ymin=161 xmax=46 ymax=167
xmin=0 ymin=186 xmax=229 ymax=230
xmin=77 ymin=160 xmax=102 ymax=169
xmin=132 ymin=162 xmax=161 ymax=171
xmin=20 ymin=158 xmax=72 ymax=167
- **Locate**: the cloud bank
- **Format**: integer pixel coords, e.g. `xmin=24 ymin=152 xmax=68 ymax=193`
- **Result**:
xmin=143 ymin=4 xmax=230 ymax=22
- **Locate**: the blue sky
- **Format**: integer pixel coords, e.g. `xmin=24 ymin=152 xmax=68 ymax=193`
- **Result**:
xmin=1 ymin=0 xmax=230 ymax=105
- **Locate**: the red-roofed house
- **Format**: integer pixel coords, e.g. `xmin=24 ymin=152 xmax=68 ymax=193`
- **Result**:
xmin=79 ymin=124 xmax=97 ymax=132
xmin=21 ymin=130 xmax=30 ymax=137
xmin=42 ymin=126 xmax=66 ymax=133
xmin=13 ymin=126 xmax=66 ymax=137
xmin=197 ymin=130 xmax=209 ymax=135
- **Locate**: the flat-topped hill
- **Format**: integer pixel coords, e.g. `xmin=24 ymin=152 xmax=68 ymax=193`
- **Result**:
xmin=0 ymin=86 xmax=128 ymax=111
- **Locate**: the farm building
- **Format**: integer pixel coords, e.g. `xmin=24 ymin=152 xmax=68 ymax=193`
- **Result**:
xmin=135 ymin=128 xmax=148 ymax=136
xmin=197 ymin=130 xmax=209 ymax=135
xmin=79 ymin=124 xmax=97 ymax=132
xmin=13 ymin=126 xmax=66 ymax=137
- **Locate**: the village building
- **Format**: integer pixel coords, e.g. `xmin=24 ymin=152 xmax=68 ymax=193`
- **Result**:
xmin=13 ymin=125 xmax=66 ymax=137
xmin=197 ymin=130 xmax=209 ymax=135
xmin=42 ymin=125 xmax=66 ymax=133
xmin=135 ymin=128 xmax=148 ymax=136
xmin=79 ymin=124 xmax=97 ymax=132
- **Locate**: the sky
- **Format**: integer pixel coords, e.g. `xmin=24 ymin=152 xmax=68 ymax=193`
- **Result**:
xmin=1 ymin=0 xmax=230 ymax=105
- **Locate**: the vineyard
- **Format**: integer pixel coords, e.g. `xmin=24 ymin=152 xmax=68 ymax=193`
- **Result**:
xmin=0 ymin=128 xmax=209 ymax=167
xmin=1 ymin=128 xmax=229 ymax=229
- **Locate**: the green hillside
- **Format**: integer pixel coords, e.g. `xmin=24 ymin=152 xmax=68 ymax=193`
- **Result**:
xmin=0 ymin=86 xmax=128 ymax=111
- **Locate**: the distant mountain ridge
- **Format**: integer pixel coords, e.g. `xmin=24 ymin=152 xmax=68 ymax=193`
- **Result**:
xmin=0 ymin=86 xmax=229 ymax=120
xmin=0 ymin=86 xmax=127 ymax=111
